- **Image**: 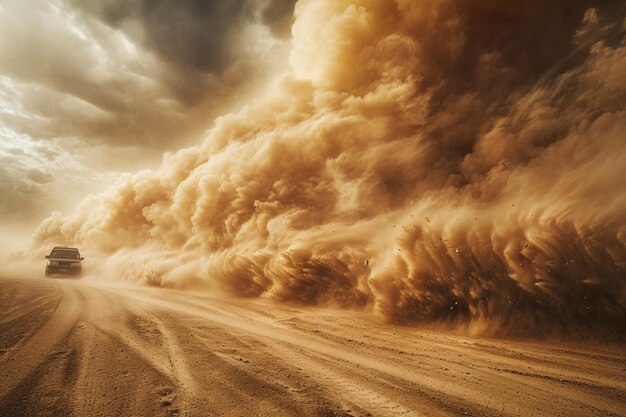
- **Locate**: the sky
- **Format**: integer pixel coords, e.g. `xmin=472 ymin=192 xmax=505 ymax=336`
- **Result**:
xmin=0 ymin=0 xmax=296 ymax=236
xmin=2 ymin=0 xmax=626 ymax=336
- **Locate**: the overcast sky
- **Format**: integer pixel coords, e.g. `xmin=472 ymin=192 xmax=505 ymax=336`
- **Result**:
xmin=0 ymin=0 xmax=296 ymax=234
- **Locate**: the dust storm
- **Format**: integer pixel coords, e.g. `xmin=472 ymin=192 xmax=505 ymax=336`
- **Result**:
xmin=32 ymin=0 xmax=626 ymax=337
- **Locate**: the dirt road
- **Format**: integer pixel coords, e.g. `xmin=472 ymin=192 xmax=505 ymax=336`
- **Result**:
xmin=0 ymin=276 xmax=624 ymax=417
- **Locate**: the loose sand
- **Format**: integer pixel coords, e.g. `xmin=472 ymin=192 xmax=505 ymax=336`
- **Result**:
xmin=0 ymin=276 xmax=624 ymax=417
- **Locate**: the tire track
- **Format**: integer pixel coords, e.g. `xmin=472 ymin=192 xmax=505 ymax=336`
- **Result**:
xmin=2 ymin=277 xmax=626 ymax=417
xmin=0 ymin=281 xmax=82 ymax=399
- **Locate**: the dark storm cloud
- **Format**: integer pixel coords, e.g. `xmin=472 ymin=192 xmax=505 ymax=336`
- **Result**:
xmin=71 ymin=0 xmax=249 ymax=73
xmin=70 ymin=0 xmax=298 ymax=73
xmin=0 ymin=0 xmax=296 ymax=151
xmin=262 ymin=0 xmax=298 ymax=37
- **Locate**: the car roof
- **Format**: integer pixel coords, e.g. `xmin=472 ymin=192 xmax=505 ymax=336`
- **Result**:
xmin=52 ymin=247 xmax=79 ymax=251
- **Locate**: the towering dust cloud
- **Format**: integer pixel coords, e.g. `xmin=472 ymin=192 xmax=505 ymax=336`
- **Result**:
xmin=34 ymin=0 xmax=626 ymax=337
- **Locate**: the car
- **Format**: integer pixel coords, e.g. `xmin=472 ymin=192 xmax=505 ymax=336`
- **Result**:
xmin=45 ymin=246 xmax=84 ymax=277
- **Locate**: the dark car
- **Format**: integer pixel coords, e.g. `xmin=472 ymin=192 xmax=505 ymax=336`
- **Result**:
xmin=45 ymin=247 xmax=84 ymax=277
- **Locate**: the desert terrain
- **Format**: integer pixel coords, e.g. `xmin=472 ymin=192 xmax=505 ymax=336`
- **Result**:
xmin=0 ymin=276 xmax=624 ymax=417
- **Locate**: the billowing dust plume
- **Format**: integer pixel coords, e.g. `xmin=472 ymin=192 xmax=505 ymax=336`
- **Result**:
xmin=33 ymin=0 xmax=626 ymax=337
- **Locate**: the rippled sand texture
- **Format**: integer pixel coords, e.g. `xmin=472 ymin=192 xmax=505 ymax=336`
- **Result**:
xmin=1 ymin=277 xmax=624 ymax=417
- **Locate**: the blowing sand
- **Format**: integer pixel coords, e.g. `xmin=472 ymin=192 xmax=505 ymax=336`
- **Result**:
xmin=0 ymin=276 xmax=624 ymax=417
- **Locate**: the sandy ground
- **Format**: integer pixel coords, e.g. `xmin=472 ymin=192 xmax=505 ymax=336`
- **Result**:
xmin=0 ymin=276 xmax=624 ymax=417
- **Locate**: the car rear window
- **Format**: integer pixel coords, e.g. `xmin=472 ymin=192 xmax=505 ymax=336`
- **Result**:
xmin=50 ymin=250 xmax=80 ymax=259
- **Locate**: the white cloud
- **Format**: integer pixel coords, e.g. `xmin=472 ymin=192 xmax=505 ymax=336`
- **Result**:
xmin=0 ymin=127 xmax=119 ymax=223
